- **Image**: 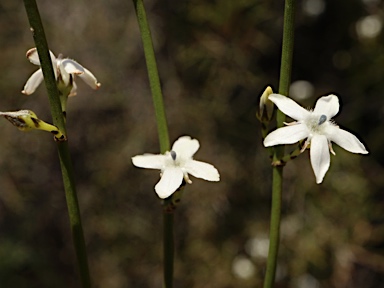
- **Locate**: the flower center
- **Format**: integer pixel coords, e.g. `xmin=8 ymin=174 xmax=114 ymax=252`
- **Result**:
xmin=170 ymin=150 xmax=177 ymax=161
xmin=318 ymin=114 xmax=327 ymax=125
xmin=167 ymin=150 xmax=187 ymax=168
xmin=304 ymin=113 xmax=329 ymax=134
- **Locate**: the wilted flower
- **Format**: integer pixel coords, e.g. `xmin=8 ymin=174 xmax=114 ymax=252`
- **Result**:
xmin=263 ymin=94 xmax=368 ymax=183
xmin=22 ymin=48 xmax=101 ymax=97
xmin=132 ymin=136 xmax=220 ymax=199
xmin=0 ymin=110 xmax=66 ymax=141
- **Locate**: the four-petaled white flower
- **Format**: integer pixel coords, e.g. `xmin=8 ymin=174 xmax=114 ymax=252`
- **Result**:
xmin=132 ymin=136 xmax=220 ymax=199
xmin=22 ymin=48 xmax=101 ymax=96
xmin=263 ymin=94 xmax=368 ymax=183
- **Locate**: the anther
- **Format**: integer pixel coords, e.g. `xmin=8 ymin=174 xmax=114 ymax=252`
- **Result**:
xmin=318 ymin=115 xmax=327 ymax=125
xmin=170 ymin=150 xmax=176 ymax=160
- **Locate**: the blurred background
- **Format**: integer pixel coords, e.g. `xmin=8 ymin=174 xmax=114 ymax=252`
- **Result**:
xmin=0 ymin=0 xmax=382 ymax=287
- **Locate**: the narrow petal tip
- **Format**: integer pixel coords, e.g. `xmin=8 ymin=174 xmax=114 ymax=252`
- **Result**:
xmin=184 ymin=160 xmax=220 ymax=182
xmin=131 ymin=154 xmax=167 ymax=170
xmin=359 ymin=146 xmax=369 ymax=155
xmin=78 ymin=68 xmax=101 ymax=90
xmin=22 ymin=69 xmax=44 ymax=95
xmin=327 ymin=126 xmax=369 ymax=155
xmin=26 ymin=47 xmax=36 ymax=59
xmin=310 ymin=135 xmax=330 ymax=185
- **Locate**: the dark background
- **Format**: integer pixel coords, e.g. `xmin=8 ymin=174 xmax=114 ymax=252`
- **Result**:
xmin=0 ymin=0 xmax=382 ymax=287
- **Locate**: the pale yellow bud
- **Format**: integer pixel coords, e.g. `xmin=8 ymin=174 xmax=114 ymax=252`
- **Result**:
xmin=257 ymin=86 xmax=274 ymax=121
xmin=0 ymin=110 xmax=66 ymax=141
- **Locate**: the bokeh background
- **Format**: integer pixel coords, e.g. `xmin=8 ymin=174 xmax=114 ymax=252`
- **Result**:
xmin=0 ymin=0 xmax=383 ymax=287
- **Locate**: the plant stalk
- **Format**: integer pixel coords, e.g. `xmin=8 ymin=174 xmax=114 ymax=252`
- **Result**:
xmin=132 ymin=0 xmax=170 ymax=154
xmin=263 ymin=0 xmax=295 ymax=287
xmin=163 ymin=212 xmax=174 ymax=288
xmin=23 ymin=1 xmax=91 ymax=287
xmin=132 ymin=1 xmax=173 ymax=288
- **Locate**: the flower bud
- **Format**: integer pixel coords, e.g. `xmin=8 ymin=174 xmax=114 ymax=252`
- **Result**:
xmin=0 ymin=110 xmax=66 ymax=141
xmin=257 ymin=86 xmax=274 ymax=122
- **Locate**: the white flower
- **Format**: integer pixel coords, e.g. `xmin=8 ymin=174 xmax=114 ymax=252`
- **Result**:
xmin=263 ymin=94 xmax=368 ymax=183
xmin=22 ymin=48 xmax=101 ymax=96
xmin=132 ymin=136 xmax=220 ymax=199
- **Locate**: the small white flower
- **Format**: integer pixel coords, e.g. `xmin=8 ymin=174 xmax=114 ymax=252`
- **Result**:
xmin=22 ymin=48 xmax=101 ymax=96
xmin=132 ymin=136 xmax=220 ymax=199
xmin=263 ymin=94 xmax=368 ymax=183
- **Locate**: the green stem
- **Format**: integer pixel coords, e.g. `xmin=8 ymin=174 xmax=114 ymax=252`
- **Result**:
xmin=263 ymin=1 xmax=295 ymax=288
xmin=163 ymin=212 xmax=174 ymax=288
xmin=23 ymin=1 xmax=91 ymax=287
xmin=132 ymin=1 xmax=173 ymax=288
xmin=263 ymin=166 xmax=283 ymax=288
xmin=57 ymin=142 xmax=91 ymax=288
xmin=132 ymin=0 xmax=170 ymax=154
xmin=278 ymin=0 xmax=295 ymax=99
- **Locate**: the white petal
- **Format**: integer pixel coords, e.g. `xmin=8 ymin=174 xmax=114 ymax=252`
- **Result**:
xmin=155 ymin=168 xmax=184 ymax=199
xmin=69 ymin=82 xmax=78 ymax=97
xmin=26 ymin=48 xmax=40 ymax=65
xmin=50 ymin=50 xmax=58 ymax=69
xmin=78 ymin=67 xmax=101 ymax=89
xmin=62 ymin=59 xmax=100 ymax=90
xmin=132 ymin=154 xmax=167 ymax=169
xmin=326 ymin=125 xmax=368 ymax=154
xmin=172 ymin=136 xmax=200 ymax=158
xmin=22 ymin=69 xmax=44 ymax=95
xmin=58 ymin=61 xmax=71 ymax=86
xmin=184 ymin=160 xmax=220 ymax=181
xmin=26 ymin=48 xmax=57 ymax=68
xmin=61 ymin=59 xmax=85 ymax=74
xmin=313 ymin=94 xmax=339 ymax=119
xmin=268 ymin=94 xmax=310 ymax=120
xmin=263 ymin=124 xmax=309 ymax=147
xmin=310 ymin=135 xmax=330 ymax=184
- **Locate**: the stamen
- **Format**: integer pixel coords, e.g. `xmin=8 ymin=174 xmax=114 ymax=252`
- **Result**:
xmin=329 ymin=142 xmax=336 ymax=155
xmin=300 ymin=140 xmax=310 ymax=153
xmin=184 ymin=173 xmax=192 ymax=184
xmin=318 ymin=115 xmax=327 ymax=125
xmin=284 ymin=121 xmax=299 ymax=126
xmin=170 ymin=150 xmax=176 ymax=160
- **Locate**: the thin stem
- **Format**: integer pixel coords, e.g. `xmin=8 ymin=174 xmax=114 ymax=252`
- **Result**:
xmin=163 ymin=212 xmax=174 ymax=288
xmin=132 ymin=0 xmax=170 ymax=154
xmin=263 ymin=166 xmax=283 ymax=288
xmin=132 ymin=1 xmax=173 ymax=288
xmin=57 ymin=142 xmax=91 ymax=288
xmin=23 ymin=1 xmax=91 ymax=287
xmin=278 ymin=0 xmax=295 ymax=99
xmin=263 ymin=1 xmax=295 ymax=288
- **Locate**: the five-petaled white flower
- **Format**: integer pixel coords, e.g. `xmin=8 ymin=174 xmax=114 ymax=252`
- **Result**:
xmin=132 ymin=136 xmax=220 ymax=199
xmin=22 ymin=48 xmax=101 ymax=96
xmin=263 ymin=94 xmax=368 ymax=183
